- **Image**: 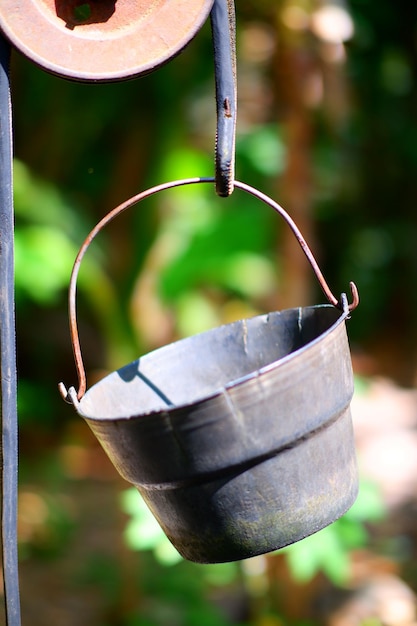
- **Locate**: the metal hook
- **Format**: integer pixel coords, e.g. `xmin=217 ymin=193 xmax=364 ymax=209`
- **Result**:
xmin=211 ymin=0 xmax=237 ymax=197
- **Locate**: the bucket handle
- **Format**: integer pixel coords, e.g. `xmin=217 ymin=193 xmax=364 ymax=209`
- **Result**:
xmin=59 ymin=177 xmax=359 ymax=404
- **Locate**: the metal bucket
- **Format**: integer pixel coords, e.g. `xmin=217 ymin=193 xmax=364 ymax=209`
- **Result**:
xmin=60 ymin=178 xmax=359 ymax=563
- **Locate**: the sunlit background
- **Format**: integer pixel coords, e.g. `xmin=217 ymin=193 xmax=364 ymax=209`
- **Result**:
xmin=4 ymin=0 xmax=417 ymax=624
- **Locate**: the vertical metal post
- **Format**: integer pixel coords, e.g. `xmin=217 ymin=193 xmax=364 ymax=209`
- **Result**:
xmin=0 ymin=35 xmax=22 ymax=626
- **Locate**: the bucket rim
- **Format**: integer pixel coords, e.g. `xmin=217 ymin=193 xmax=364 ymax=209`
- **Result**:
xmin=74 ymin=301 xmax=351 ymax=422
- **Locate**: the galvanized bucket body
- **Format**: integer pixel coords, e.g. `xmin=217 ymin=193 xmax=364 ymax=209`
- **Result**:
xmin=73 ymin=304 xmax=358 ymax=563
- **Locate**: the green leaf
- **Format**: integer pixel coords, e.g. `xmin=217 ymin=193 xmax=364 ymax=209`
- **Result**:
xmin=347 ymin=480 xmax=386 ymax=523
xmin=14 ymin=226 xmax=77 ymax=304
xmin=237 ymin=126 xmax=287 ymax=176
xmin=120 ymin=489 xmax=182 ymax=565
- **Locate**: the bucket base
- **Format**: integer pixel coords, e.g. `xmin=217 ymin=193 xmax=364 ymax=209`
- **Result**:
xmin=137 ymin=407 xmax=358 ymax=563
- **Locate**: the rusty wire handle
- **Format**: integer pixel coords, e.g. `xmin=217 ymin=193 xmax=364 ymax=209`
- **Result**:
xmin=59 ymin=177 xmax=359 ymax=404
xmin=236 ymin=181 xmax=360 ymax=312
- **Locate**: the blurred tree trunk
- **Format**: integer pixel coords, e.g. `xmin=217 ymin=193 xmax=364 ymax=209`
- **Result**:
xmin=273 ymin=14 xmax=318 ymax=309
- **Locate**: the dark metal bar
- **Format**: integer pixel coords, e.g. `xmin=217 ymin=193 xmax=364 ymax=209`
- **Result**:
xmin=211 ymin=0 xmax=237 ymax=197
xmin=0 ymin=35 xmax=22 ymax=626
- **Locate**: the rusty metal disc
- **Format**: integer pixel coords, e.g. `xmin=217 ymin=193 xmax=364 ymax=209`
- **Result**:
xmin=0 ymin=0 xmax=214 ymax=82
